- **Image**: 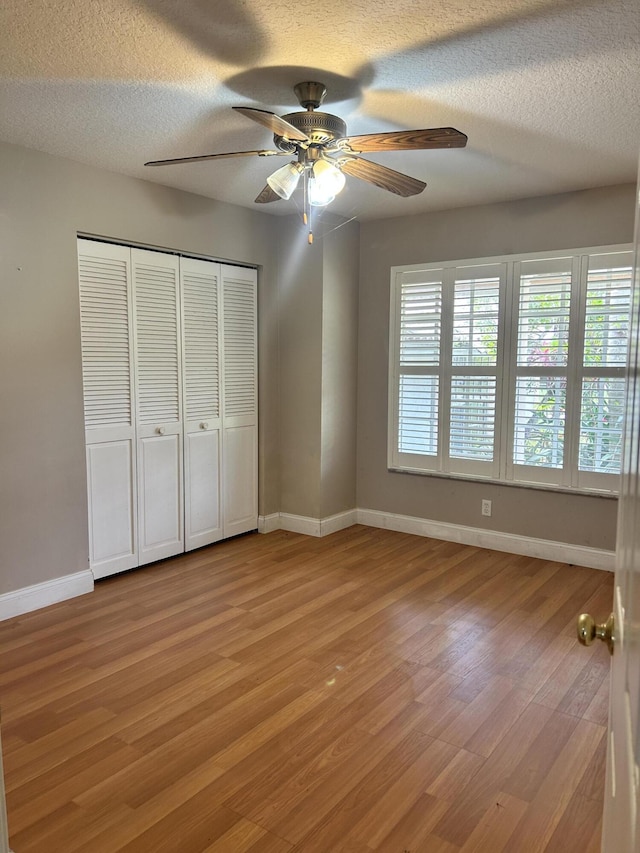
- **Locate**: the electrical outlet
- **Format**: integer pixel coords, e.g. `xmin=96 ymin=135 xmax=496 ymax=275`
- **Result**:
xmin=481 ymin=499 xmax=492 ymax=517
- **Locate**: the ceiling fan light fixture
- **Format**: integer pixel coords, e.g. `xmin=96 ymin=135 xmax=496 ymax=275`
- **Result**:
xmin=308 ymin=159 xmax=346 ymax=207
xmin=266 ymin=162 xmax=303 ymax=199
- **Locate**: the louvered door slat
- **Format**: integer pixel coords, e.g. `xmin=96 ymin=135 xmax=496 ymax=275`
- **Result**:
xmin=78 ymin=239 xmax=138 ymax=576
xmin=79 ymin=249 xmax=133 ymax=430
xmin=133 ymin=249 xmax=183 ymax=565
xmin=222 ymin=266 xmax=258 ymax=539
xmin=223 ymin=279 xmax=257 ymax=418
xmin=133 ymin=256 xmax=181 ymax=426
xmin=181 ymin=257 xmax=223 ymax=551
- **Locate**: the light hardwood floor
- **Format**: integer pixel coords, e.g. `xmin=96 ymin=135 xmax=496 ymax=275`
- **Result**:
xmin=0 ymin=527 xmax=613 ymax=852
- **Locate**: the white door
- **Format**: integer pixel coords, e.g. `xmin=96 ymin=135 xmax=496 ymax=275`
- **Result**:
xmin=78 ymin=240 xmax=138 ymax=578
xmin=181 ymin=256 xmax=223 ymax=551
xmin=132 ymin=249 xmax=184 ymax=565
xmin=221 ymin=265 xmax=258 ymax=538
xmin=600 ymin=180 xmax=640 ymax=851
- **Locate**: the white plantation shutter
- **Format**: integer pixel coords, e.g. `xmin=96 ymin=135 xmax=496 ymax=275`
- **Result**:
xmin=510 ymin=259 xmax=574 ymax=484
xmin=579 ymin=378 xmax=626 ymax=472
xmin=452 ymin=277 xmax=500 ymax=367
xmin=399 ymin=280 xmax=442 ymax=366
xmin=182 ymin=260 xmax=220 ymax=421
xmin=578 ymin=252 xmax=633 ymax=488
xmin=448 ymin=270 xmax=503 ymax=475
xmin=132 ymin=251 xmax=181 ymax=426
xmin=516 ymin=271 xmax=571 ymax=368
xmin=583 ymin=264 xmax=631 ymax=368
xmin=450 ymin=376 xmax=497 ymax=461
xmin=398 ymin=279 xmax=442 ymax=458
xmin=78 ymin=244 xmax=133 ymax=429
xmin=390 ymin=246 xmax=631 ymax=492
xmin=398 ymin=375 xmax=439 ymax=455
xmin=391 ymin=271 xmax=443 ymax=469
xmin=513 ymin=376 xmax=566 ymax=468
xmin=391 ymin=265 xmax=504 ymax=475
xmin=223 ymin=273 xmax=257 ymax=418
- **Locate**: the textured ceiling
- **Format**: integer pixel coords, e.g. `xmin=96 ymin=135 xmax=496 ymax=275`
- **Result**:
xmin=1 ymin=0 xmax=639 ymax=221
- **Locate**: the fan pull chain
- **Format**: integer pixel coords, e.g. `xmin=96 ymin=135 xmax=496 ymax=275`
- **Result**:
xmin=302 ymin=170 xmax=313 ymax=243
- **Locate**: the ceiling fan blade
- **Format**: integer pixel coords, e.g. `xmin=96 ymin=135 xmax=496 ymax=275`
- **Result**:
xmin=337 ymin=156 xmax=426 ymax=197
xmin=233 ymin=107 xmax=310 ymax=142
xmin=145 ymin=150 xmax=286 ymax=167
xmin=334 ymin=127 xmax=467 ymax=154
xmin=254 ymin=185 xmax=282 ymax=204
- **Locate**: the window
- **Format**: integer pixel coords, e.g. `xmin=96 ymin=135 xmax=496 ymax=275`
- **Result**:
xmin=389 ymin=246 xmax=633 ymax=492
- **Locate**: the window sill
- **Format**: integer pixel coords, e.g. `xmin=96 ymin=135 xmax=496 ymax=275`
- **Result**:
xmin=388 ymin=466 xmax=619 ymax=499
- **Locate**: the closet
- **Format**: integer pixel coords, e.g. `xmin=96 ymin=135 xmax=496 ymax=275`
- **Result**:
xmin=78 ymin=239 xmax=257 ymax=579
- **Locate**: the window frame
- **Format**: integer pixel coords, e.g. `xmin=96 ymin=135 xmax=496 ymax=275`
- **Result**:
xmin=388 ymin=244 xmax=634 ymax=495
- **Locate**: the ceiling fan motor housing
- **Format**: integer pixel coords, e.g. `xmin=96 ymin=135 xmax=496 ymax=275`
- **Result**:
xmin=276 ymin=111 xmax=347 ymax=148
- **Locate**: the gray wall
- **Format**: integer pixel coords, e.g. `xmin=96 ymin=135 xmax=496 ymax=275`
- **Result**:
xmin=277 ymin=217 xmax=325 ymax=518
xmin=320 ymin=218 xmax=360 ymax=518
xmin=276 ymin=214 xmax=360 ymax=520
xmin=0 ymin=140 xmax=280 ymax=595
xmin=357 ymin=184 xmax=637 ymax=550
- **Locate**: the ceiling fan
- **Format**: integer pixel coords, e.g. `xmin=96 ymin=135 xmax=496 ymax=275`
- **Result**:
xmin=145 ymin=81 xmax=468 ymax=243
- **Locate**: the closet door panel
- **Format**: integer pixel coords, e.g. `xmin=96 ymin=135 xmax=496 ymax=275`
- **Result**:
xmin=138 ymin=430 xmax=182 ymax=560
xmin=78 ymin=240 xmax=137 ymax=577
xmin=86 ymin=433 xmax=136 ymax=578
xmin=181 ymin=257 xmax=223 ymax=550
xmin=185 ymin=429 xmax=221 ymax=547
xmin=221 ymin=265 xmax=258 ymax=537
xmin=223 ymin=421 xmax=257 ymax=537
xmin=132 ymin=249 xmax=184 ymax=565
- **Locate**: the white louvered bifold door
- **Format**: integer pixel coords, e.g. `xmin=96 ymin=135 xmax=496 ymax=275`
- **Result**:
xmin=221 ymin=265 xmax=258 ymax=537
xmin=132 ymin=248 xmax=184 ymax=565
xmin=78 ymin=239 xmax=138 ymax=578
xmin=181 ymin=257 xmax=223 ymax=550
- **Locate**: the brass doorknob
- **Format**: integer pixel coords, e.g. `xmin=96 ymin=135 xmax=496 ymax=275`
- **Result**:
xmin=577 ymin=613 xmax=615 ymax=655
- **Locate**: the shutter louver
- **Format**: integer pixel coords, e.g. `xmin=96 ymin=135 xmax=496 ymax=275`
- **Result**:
xmin=398 ymin=375 xmax=439 ymax=455
xmin=79 ymin=253 xmax=132 ymax=429
xmin=134 ymin=262 xmax=180 ymax=425
xmin=579 ymin=260 xmax=632 ymax=477
xmin=513 ymin=377 xmax=566 ymax=468
xmin=400 ymin=282 xmax=442 ymax=366
xmin=450 ymin=276 xmax=500 ymax=465
xmin=517 ymin=272 xmax=571 ymax=367
xmin=583 ymin=266 xmax=632 ymax=368
xmin=453 ymin=278 xmax=499 ymax=365
xmin=513 ymin=268 xmax=571 ymax=474
xmin=223 ymin=279 xmax=256 ymax=418
xmin=579 ymin=377 xmax=626 ymax=473
xmin=183 ymin=268 xmax=219 ymax=420
xmin=396 ymin=277 xmax=443 ymax=463
xmin=450 ymin=377 xmax=496 ymax=461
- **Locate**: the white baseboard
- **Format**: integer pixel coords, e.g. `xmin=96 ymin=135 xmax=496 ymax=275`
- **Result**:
xmin=259 ymin=509 xmax=358 ymax=538
xmin=357 ymin=508 xmax=615 ymax=571
xmin=0 ymin=570 xmax=94 ymax=622
xmin=258 ymin=513 xmax=281 ymax=534
xmin=259 ymin=506 xmax=614 ymax=570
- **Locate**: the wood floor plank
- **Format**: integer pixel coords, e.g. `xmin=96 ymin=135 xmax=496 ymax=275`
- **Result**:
xmin=458 ymin=791 xmax=528 ymax=852
xmin=502 ymin=719 xmax=605 ymax=852
xmin=0 ymin=527 xmax=612 ymax=852
xmin=373 ymin=792 xmax=451 ymax=852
